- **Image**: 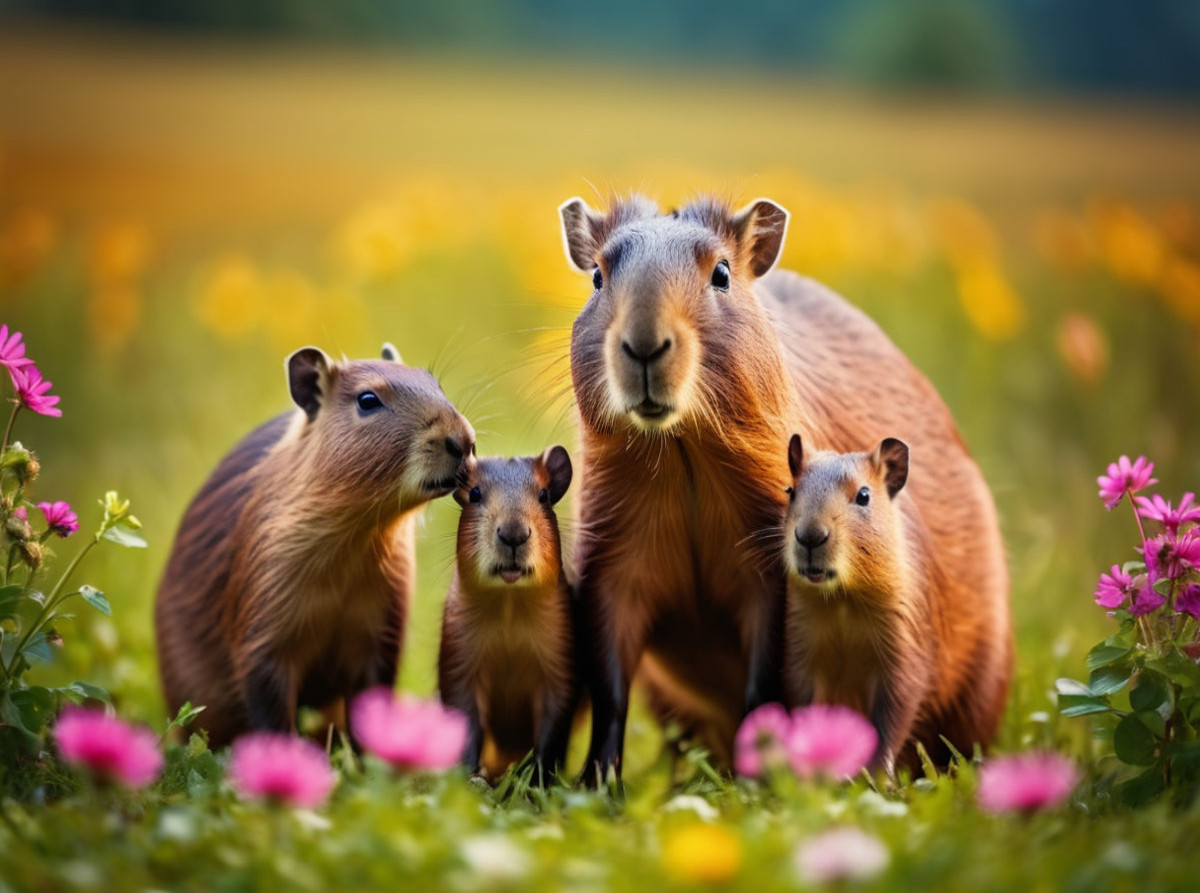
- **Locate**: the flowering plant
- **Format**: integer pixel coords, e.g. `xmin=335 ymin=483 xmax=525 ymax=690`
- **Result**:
xmin=1057 ymin=455 xmax=1200 ymax=806
xmin=0 ymin=324 xmax=146 ymax=770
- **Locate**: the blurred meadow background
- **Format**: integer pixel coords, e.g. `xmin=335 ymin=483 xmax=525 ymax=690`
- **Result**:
xmin=2 ymin=0 xmax=1200 ymax=786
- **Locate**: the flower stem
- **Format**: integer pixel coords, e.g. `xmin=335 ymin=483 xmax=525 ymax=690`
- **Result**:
xmin=1 ymin=536 xmax=97 ymax=678
xmin=0 ymin=402 xmax=19 ymax=457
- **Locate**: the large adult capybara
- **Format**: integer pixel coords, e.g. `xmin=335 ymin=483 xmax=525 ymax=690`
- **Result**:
xmin=156 ymin=344 xmax=475 ymax=747
xmin=559 ymin=194 xmax=1011 ymax=782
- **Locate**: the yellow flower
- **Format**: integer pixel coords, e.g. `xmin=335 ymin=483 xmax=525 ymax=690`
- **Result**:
xmin=88 ymin=221 xmax=151 ymax=287
xmin=1158 ymin=256 xmax=1200 ymax=324
xmin=927 ymin=197 xmax=997 ymax=268
xmin=195 ymin=255 xmax=262 ymax=341
xmin=661 ymin=824 xmax=743 ymax=885
xmin=955 ymin=260 xmax=1026 ymax=342
xmin=1089 ymin=199 xmax=1164 ymax=285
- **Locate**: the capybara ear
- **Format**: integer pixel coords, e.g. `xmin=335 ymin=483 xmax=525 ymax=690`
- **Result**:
xmin=559 ymin=197 xmax=603 ymax=272
xmin=541 ymin=445 xmax=573 ymax=505
xmin=732 ymin=198 xmax=789 ymax=277
xmin=787 ymin=433 xmax=804 ymax=479
xmin=874 ymin=438 xmax=910 ymax=498
xmin=381 ymin=342 xmax=402 ymax=363
xmin=286 ymin=347 xmax=331 ymax=421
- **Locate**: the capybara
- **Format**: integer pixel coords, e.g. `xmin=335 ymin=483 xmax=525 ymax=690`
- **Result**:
xmin=559 ymin=194 xmax=1010 ymax=782
xmin=156 ymin=343 xmax=475 ymax=746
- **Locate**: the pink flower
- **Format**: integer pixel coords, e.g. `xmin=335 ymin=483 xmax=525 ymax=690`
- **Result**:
xmin=350 ymin=688 xmax=467 ymax=771
xmin=13 ymin=506 xmax=27 ymax=521
xmin=786 ymin=704 xmax=878 ymax=780
xmin=38 ymin=501 xmax=79 ymax=538
xmin=228 ymin=733 xmax=335 ymax=808
xmin=1094 ymin=564 xmax=1134 ymax=610
xmin=1176 ymin=583 xmax=1200 ymax=621
xmin=9 ymin=364 xmax=61 ymax=418
xmin=1142 ymin=533 xmax=1200 ymax=583
xmin=977 ymin=751 xmax=1078 ymax=814
xmin=1135 ymin=493 xmax=1200 ymax=536
xmin=794 ymin=827 xmax=890 ymax=884
xmin=0 ymin=325 xmax=35 ymax=373
xmin=1129 ymin=580 xmax=1166 ymax=617
xmin=55 ymin=707 xmax=163 ymax=788
xmin=734 ymin=703 xmax=793 ymax=778
xmin=1097 ymin=455 xmax=1157 ymax=509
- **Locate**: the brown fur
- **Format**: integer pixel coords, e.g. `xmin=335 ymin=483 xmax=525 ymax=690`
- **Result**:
xmin=783 ymin=436 xmax=976 ymax=774
xmin=156 ymin=345 xmax=475 ymax=747
xmin=560 ymin=193 xmax=1011 ymax=781
xmin=437 ymin=449 xmax=576 ymax=781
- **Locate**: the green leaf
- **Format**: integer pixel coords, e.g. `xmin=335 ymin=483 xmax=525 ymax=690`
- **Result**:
xmin=1114 ymin=713 xmax=1158 ymax=766
xmin=1136 ymin=709 xmax=1167 ymax=737
xmin=1129 ymin=674 xmax=1170 ymax=713
xmin=10 ymin=686 xmax=54 ymax=733
xmin=22 ymin=632 xmax=53 ymax=666
xmin=102 ymin=525 xmax=147 ymax=549
xmin=56 ymin=681 xmax=111 ymax=705
xmin=0 ymin=690 xmax=28 ymax=733
xmin=165 ymin=701 xmax=206 ymax=734
xmin=77 ymin=585 xmax=111 ymax=616
xmin=0 ymin=584 xmax=25 ymax=621
xmin=1116 ymin=764 xmax=1166 ymax=807
xmin=1089 ymin=664 xmax=1132 ymax=696
xmin=1058 ymin=695 xmax=1115 ymax=717
xmin=1144 ymin=651 xmax=1200 ymax=688
xmin=1087 ymin=639 xmax=1133 ymax=671
xmin=1055 ymin=678 xmax=1092 ymax=697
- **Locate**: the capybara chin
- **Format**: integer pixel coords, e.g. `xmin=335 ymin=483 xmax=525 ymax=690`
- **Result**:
xmin=438 ymin=447 xmax=577 ymax=783
xmin=155 ymin=343 xmax=475 ymax=747
xmin=559 ymin=193 xmax=1011 ymax=783
xmin=781 ymin=433 xmax=1000 ymax=774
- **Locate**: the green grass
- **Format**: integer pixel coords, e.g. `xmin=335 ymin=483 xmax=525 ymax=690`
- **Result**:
xmin=2 ymin=25 xmax=1200 ymax=892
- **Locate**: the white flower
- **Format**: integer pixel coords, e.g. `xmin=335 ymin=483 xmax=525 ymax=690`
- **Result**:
xmin=795 ymin=827 xmax=890 ymax=884
xmin=662 ymin=794 xmax=719 ymax=821
xmin=460 ymin=834 xmax=532 ymax=882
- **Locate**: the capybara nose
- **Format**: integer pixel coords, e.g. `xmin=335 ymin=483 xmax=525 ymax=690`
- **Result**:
xmin=497 ymin=525 xmax=531 ymax=553
xmin=621 ymin=337 xmax=672 ymax=366
xmin=797 ymin=527 xmax=830 ymax=551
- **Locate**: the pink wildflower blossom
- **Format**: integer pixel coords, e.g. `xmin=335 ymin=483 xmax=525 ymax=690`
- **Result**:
xmin=1143 ymin=533 xmax=1200 ymax=583
xmin=38 ymin=500 xmax=79 ymax=537
xmin=55 ymin=707 xmax=163 ymax=788
xmin=350 ymin=688 xmax=467 ymax=771
xmin=734 ymin=703 xmax=793 ymax=778
xmin=1094 ymin=564 xmax=1135 ymax=610
xmin=977 ymin=751 xmax=1078 ymax=814
xmin=9 ymin=364 xmax=61 ymax=418
xmin=794 ymin=827 xmax=890 ymax=884
xmin=1129 ymin=580 xmax=1166 ymax=617
xmin=13 ymin=506 xmax=27 ymax=521
xmin=1135 ymin=493 xmax=1200 ymax=535
xmin=1176 ymin=583 xmax=1200 ymax=622
xmin=228 ymin=733 xmax=335 ymax=808
xmin=1097 ymin=456 xmax=1157 ymax=509
xmin=787 ymin=704 xmax=878 ymax=780
xmin=0 ymin=325 xmax=34 ymax=374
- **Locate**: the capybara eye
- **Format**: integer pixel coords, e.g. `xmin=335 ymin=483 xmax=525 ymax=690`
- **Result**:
xmin=711 ymin=260 xmax=731 ymax=290
xmin=855 ymin=487 xmax=871 ymax=506
xmin=356 ymin=391 xmax=383 ymax=413
xmin=785 ymin=485 xmax=794 ymax=499
xmin=469 ymin=486 xmax=482 ymax=504
xmin=592 ymin=267 xmax=603 ymax=290
xmin=539 ymin=488 xmax=549 ymax=504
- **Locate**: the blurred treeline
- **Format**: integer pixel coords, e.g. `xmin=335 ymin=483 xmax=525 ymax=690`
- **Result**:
xmin=7 ymin=0 xmax=1200 ymax=95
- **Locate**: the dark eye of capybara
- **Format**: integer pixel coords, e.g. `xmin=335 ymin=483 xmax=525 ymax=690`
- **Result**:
xmin=469 ymin=486 xmax=482 ymax=504
xmin=711 ymin=260 xmax=731 ymax=290
xmin=592 ymin=267 xmax=603 ymax=290
xmin=538 ymin=488 xmax=549 ymax=505
xmin=356 ymin=391 xmax=383 ymax=413
xmin=855 ymin=487 xmax=871 ymax=506
xmin=785 ymin=485 xmax=794 ymax=500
